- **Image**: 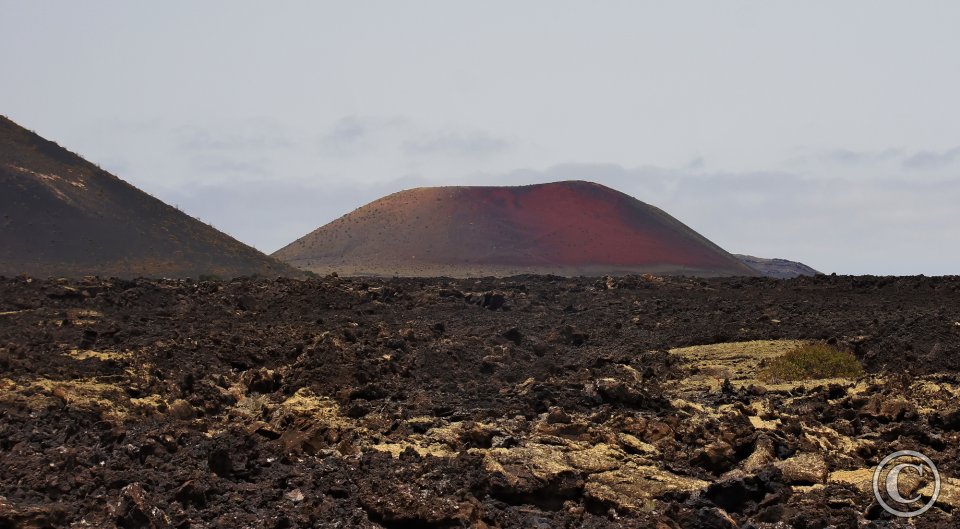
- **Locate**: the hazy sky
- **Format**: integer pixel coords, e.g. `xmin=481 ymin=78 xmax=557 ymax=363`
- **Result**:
xmin=2 ymin=1 xmax=959 ymax=275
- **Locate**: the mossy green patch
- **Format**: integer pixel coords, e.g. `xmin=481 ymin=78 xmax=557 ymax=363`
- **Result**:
xmin=758 ymin=343 xmax=863 ymax=383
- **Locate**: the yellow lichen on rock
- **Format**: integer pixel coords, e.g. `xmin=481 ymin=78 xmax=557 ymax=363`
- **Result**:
xmin=800 ymin=424 xmax=870 ymax=457
xmin=566 ymin=443 xmax=626 ymax=473
xmin=618 ymin=433 xmax=658 ymax=455
xmin=33 ymin=378 xmax=127 ymax=411
xmin=371 ymin=442 xmax=456 ymax=458
xmin=485 ymin=444 xmax=574 ymax=483
xmin=279 ymin=388 xmax=352 ymax=428
xmin=130 ymin=394 xmax=168 ymax=414
xmin=669 ymin=339 xmax=861 ymax=392
xmin=669 ymin=340 xmax=808 ymax=389
xmin=921 ymin=476 xmax=960 ymax=510
xmin=828 ymin=469 xmax=875 ymax=493
xmin=776 ymin=452 xmax=828 ymax=484
xmin=66 ymin=349 xmax=131 ymax=361
xmin=748 ymin=415 xmax=781 ymax=430
xmin=585 ymin=464 xmax=707 ymax=512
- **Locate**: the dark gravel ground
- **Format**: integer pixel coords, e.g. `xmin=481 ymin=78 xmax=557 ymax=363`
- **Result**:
xmin=1 ymin=274 xmax=959 ymax=528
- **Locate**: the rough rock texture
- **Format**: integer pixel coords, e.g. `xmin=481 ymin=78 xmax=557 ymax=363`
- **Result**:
xmin=1 ymin=274 xmax=960 ymax=527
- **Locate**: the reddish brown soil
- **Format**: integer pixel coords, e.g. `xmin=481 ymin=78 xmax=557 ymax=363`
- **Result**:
xmin=273 ymin=182 xmax=756 ymax=277
xmin=1 ymin=274 xmax=959 ymax=528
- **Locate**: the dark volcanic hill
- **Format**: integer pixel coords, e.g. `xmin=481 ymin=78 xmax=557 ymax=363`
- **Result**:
xmin=274 ymin=181 xmax=757 ymax=277
xmin=0 ymin=116 xmax=299 ymax=279
xmin=735 ymin=254 xmax=821 ymax=279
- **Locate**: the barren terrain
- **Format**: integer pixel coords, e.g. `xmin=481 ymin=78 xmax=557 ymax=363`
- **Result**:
xmin=2 ymin=274 xmax=960 ymax=528
xmin=274 ymin=182 xmax=756 ymax=278
xmin=0 ymin=116 xmax=299 ymax=279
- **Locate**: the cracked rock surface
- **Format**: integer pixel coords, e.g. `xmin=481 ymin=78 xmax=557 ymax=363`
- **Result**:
xmin=1 ymin=274 xmax=959 ymax=527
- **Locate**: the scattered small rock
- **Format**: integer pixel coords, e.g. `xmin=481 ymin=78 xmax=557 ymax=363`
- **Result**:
xmin=284 ymin=489 xmax=305 ymax=503
xmin=168 ymin=399 xmax=196 ymax=420
xmin=546 ymin=406 xmax=571 ymax=424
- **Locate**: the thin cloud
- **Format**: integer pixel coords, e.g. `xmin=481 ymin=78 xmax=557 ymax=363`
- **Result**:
xmin=317 ymin=115 xmax=410 ymax=155
xmin=174 ymin=124 xmax=293 ymax=152
xmin=402 ymin=130 xmax=511 ymax=158
xmin=820 ymin=148 xmax=902 ymax=165
xmin=318 ymin=116 xmax=514 ymax=160
xmin=189 ymin=155 xmax=268 ymax=176
xmin=902 ymin=146 xmax=960 ymax=170
xmin=785 ymin=147 xmax=903 ymax=168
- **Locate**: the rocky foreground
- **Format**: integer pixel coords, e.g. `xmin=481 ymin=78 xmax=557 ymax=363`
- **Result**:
xmin=1 ymin=274 xmax=960 ymax=528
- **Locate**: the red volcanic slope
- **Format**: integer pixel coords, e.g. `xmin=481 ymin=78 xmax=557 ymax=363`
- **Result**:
xmin=273 ymin=181 xmax=756 ymax=277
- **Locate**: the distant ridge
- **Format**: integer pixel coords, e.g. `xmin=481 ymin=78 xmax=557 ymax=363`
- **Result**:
xmin=735 ymin=254 xmax=821 ymax=279
xmin=0 ymin=116 xmax=301 ymax=279
xmin=274 ymin=181 xmax=757 ymax=277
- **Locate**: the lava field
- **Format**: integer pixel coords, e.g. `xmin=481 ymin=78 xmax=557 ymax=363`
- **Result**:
xmin=2 ymin=274 xmax=960 ymax=528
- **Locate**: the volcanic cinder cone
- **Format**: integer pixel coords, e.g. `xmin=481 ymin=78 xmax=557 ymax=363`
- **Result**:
xmin=0 ymin=116 xmax=300 ymax=279
xmin=274 ymin=181 xmax=756 ymax=277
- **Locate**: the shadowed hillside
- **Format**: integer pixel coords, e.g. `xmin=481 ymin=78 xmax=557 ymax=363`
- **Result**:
xmin=735 ymin=254 xmax=821 ymax=279
xmin=274 ymin=181 xmax=757 ymax=277
xmin=0 ymin=116 xmax=300 ymax=279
